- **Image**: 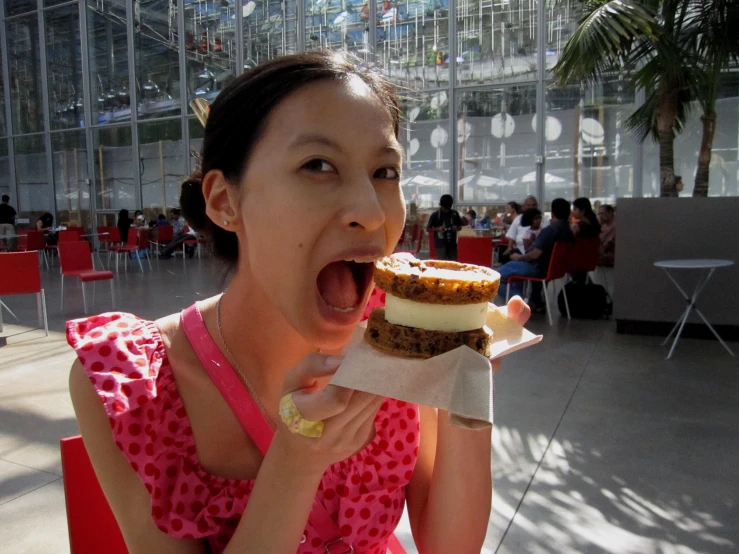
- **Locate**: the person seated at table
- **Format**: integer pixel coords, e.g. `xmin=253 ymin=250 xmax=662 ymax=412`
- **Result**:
xmin=598 ymin=204 xmax=615 ymax=267
xmin=500 ymin=201 xmax=521 ymax=228
xmin=117 ymin=209 xmax=134 ymax=244
xmin=159 ymin=208 xmax=196 ymax=259
xmin=462 ymin=208 xmax=477 ymax=228
xmin=571 ymin=197 xmax=600 ymax=238
xmin=521 ymin=208 xmax=542 ymax=252
xmin=501 ymin=197 xmax=539 ymax=263
xmin=37 ymin=212 xmax=57 ymax=245
xmin=133 ymin=210 xmax=147 ymax=228
xmin=151 ymin=213 xmax=170 ymax=228
xmin=496 ymin=198 xmax=575 ymax=312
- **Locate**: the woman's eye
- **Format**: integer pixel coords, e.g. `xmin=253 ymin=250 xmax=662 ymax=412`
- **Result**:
xmin=302 ymin=159 xmax=335 ymax=173
xmin=375 ymin=167 xmax=400 ymax=180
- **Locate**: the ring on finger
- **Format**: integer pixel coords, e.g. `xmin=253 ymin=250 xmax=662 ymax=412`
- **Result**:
xmin=279 ymin=393 xmax=325 ymax=438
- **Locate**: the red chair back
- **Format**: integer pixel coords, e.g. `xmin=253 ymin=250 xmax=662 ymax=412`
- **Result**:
xmin=58 ymin=241 xmax=94 ymax=274
xmin=25 ymin=230 xmax=46 ymax=251
xmin=107 ymin=226 xmax=121 ymax=243
xmin=0 ymin=252 xmax=41 ymax=295
xmin=428 ymin=231 xmax=437 ymax=259
xmin=67 ymin=226 xmax=85 ymax=239
xmin=136 ymin=229 xmax=149 ymax=250
xmin=567 ymin=237 xmax=600 ymax=274
xmin=60 ymin=436 xmax=128 ymax=554
xmin=16 ymin=229 xmax=30 ymax=250
xmin=156 ymin=225 xmax=173 ymax=243
xmin=125 ymin=227 xmax=138 ymax=246
xmin=544 ymin=241 xmax=574 ymax=281
xmin=457 ymin=236 xmax=493 ymax=267
xmin=59 ymin=230 xmax=81 ymax=243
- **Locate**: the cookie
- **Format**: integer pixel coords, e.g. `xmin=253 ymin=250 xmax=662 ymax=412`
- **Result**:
xmin=373 ymin=254 xmax=500 ymax=305
xmin=364 ymin=308 xmax=493 ymax=359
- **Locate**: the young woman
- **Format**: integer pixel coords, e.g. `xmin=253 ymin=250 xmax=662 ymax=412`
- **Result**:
xmin=68 ymin=51 xmax=529 ymax=554
xmin=117 ymin=208 xmax=134 ymax=243
xmin=521 ymin=208 xmax=542 ymax=252
xmin=571 ymin=197 xmax=600 ymax=239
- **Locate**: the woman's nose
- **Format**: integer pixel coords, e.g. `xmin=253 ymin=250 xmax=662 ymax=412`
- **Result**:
xmin=340 ymin=175 xmax=386 ymax=232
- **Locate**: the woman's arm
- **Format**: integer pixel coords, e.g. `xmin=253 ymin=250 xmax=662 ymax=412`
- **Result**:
xmin=406 ymin=299 xmax=531 ymax=554
xmin=70 ymin=360 xmax=205 ymax=554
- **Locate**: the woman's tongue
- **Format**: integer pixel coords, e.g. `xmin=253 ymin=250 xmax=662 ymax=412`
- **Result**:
xmin=318 ymin=261 xmax=359 ymax=311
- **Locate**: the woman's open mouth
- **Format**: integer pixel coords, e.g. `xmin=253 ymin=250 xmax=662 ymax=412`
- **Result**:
xmin=316 ymin=257 xmax=377 ymax=323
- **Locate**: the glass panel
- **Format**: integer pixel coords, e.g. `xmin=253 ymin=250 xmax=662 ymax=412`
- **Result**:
xmin=183 ymin=0 xmax=237 ymax=112
xmin=7 ymin=15 xmax=45 ymax=134
xmin=46 ymin=5 xmax=85 ymax=130
xmin=139 ymin=120 xmax=185 ymax=216
xmin=46 ymin=0 xmax=75 ymax=6
xmin=93 ymin=125 xmax=134 ymax=210
xmin=0 ymin=38 xmax=6 ymax=137
xmin=14 ymin=134 xmax=51 ymax=215
xmin=188 ymin=115 xmax=204 ymax=174
xmin=5 ymin=0 xmax=37 ymax=17
xmin=51 ymin=130 xmax=92 ymax=228
xmin=375 ymin=0 xmax=449 ymax=88
xmin=648 ymin=73 xmax=739 ymax=198
xmin=0 ymin=138 xmax=10 ymax=200
xmin=546 ymin=0 xmax=581 ymax=75
xmin=400 ymin=91 xmax=451 ymax=210
xmin=87 ymin=0 xmax=131 ymax=125
xmin=455 ymin=84 xmax=537 ymax=205
xmin=243 ymin=0 xmax=298 ymax=67
xmin=305 ymin=0 xmax=371 ymax=59
xmin=456 ymin=0 xmax=538 ymax=86
xmin=545 ymin=78 xmax=637 ymax=204
xmin=134 ymin=0 xmax=181 ymax=119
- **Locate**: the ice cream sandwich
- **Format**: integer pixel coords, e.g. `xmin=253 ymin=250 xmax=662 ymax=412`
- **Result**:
xmin=365 ymin=253 xmax=501 ymax=358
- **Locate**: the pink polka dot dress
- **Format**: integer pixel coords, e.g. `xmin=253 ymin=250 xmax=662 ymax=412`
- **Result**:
xmin=66 ymin=295 xmax=418 ymax=554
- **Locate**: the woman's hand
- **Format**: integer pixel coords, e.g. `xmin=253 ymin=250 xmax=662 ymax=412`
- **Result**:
xmin=491 ymin=296 xmax=531 ymax=373
xmin=272 ymin=354 xmax=383 ymax=475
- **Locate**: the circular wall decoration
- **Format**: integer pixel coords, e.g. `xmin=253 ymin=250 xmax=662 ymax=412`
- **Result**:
xmin=581 ymin=117 xmax=605 ymax=145
xmin=430 ymin=126 xmax=448 ymax=148
xmin=491 ymin=113 xmax=515 ymax=138
xmin=531 ymin=115 xmax=562 ymax=141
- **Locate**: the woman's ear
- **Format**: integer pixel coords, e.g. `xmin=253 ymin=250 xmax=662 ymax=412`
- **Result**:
xmin=202 ymin=170 xmax=242 ymax=231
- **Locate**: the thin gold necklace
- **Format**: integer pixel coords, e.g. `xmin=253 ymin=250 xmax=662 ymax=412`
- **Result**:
xmin=216 ymin=294 xmax=278 ymax=427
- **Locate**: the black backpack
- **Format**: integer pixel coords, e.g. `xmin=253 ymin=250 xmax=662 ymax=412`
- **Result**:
xmin=557 ymin=282 xmax=612 ymax=319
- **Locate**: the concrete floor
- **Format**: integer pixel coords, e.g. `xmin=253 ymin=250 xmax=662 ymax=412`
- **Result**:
xmin=1 ymin=256 xmax=737 ymax=554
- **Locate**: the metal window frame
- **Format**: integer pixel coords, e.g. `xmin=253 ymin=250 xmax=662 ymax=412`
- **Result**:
xmin=0 ymin=1 xmax=18 ymax=208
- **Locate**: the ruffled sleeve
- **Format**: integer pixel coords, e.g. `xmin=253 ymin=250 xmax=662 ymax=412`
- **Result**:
xmin=66 ymin=312 xmax=165 ymax=418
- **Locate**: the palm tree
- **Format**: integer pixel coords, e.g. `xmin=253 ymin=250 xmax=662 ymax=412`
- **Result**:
xmin=684 ymin=0 xmax=739 ymax=197
xmin=553 ymin=0 xmax=697 ymax=197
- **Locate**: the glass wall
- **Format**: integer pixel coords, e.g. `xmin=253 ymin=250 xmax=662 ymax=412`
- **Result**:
xmin=0 ymin=0 xmax=737 ymax=231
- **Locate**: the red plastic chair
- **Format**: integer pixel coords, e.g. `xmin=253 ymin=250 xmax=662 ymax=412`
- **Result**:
xmin=0 ymin=251 xmax=48 ymax=336
xmin=58 ymin=241 xmax=115 ymax=314
xmin=566 ymin=237 xmax=601 ymax=279
xmin=59 ymin=230 xmax=81 ymax=243
xmin=60 ymin=436 xmax=128 ymax=554
xmin=18 ymin=230 xmax=50 ymax=268
xmin=394 ymin=226 xmax=423 ymax=256
xmin=458 ymin=236 xmax=494 ymax=267
xmin=115 ymin=229 xmax=151 ymax=272
xmin=150 ymin=224 xmax=173 ymax=256
xmin=507 ymin=241 xmax=574 ymax=326
xmin=428 ymin=231 xmax=438 ymax=259
xmin=108 ymin=227 xmax=138 ymax=271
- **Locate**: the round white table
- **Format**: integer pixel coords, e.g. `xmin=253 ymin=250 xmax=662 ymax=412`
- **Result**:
xmin=654 ymin=259 xmax=735 ymax=359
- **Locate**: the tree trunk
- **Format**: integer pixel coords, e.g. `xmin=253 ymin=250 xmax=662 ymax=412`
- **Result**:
xmin=693 ymin=112 xmax=716 ymax=197
xmin=656 ymin=80 xmax=679 ymax=197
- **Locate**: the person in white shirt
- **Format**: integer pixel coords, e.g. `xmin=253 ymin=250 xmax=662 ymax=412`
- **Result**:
xmin=502 ymin=195 xmax=548 ymax=262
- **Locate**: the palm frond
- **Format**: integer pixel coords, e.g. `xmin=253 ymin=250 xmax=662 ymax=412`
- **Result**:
xmin=626 ymin=84 xmax=693 ymax=142
xmin=553 ymin=0 xmax=658 ymax=85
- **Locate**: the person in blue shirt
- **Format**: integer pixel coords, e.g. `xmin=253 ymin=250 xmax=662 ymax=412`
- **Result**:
xmin=496 ymin=198 xmax=575 ymax=308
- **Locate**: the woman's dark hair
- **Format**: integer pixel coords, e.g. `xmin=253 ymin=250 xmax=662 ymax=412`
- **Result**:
xmin=40 ymin=212 xmax=53 ymax=224
xmin=134 ymin=210 xmax=143 ymax=217
xmin=573 ymin=197 xmax=594 ymax=216
xmin=520 ymin=208 xmax=541 ymax=227
xmin=118 ymin=209 xmax=129 ymax=219
xmin=507 ymin=201 xmax=521 ymax=214
xmin=157 ymin=213 xmax=166 ymax=220
xmin=180 ymin=51 xmax=402 ymax=264
xmin=467 ymin=209 xmax=477 ymax=219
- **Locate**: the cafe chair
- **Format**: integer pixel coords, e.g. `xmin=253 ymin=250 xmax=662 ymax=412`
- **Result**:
xmin=115 ymin=229 xmax=151 ymax=272
xmin=108 ymin=227 xmax=138 ymax=271
xmin=60 ymin=436 xmax=128 ymax=554
xmin=18 ymin=230 xmax=50 ymax=268
xmin=149 ymin=224 xmax=173 ymax=256
xmin=394 ymin=224 xmax=423 ymax=256
xmin=58 ymin=229 xmax=82 ymax=243
xmin=507 ymin=241 xmax=573 ymax=326
xmin=566 ymin=237 xmax=601 ymax=282
xmin=58 ymin=241 xmax=115 ymax=314
xmin=0 ymin=251 xmax=48 ymax=336
xmin=428 ymin=231 xmax=438 ymax=259
xmin=458 ymin=236 xmax=494 ymax=267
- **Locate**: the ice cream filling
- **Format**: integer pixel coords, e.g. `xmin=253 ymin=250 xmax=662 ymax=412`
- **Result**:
xmin=318 ymin=261 xmax=371 ymax=310
xmin=384 ymin=293 xmax=489 ymax=332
